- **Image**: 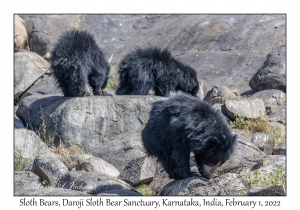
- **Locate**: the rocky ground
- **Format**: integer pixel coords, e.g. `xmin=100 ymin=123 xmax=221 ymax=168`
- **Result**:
xmin=14 ymin=14 xmax=286 ymax=196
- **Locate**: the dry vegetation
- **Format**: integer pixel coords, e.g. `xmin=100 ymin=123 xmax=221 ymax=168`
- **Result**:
xmin=230 ymin=116 xmax=286 ymax=146
xmin=32 ymin=110 xmax=83 ymax=170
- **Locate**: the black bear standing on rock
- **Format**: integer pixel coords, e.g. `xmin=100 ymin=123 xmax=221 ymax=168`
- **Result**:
xmin=142 ymin=94 xmax=236 ymax=180
xmin=51 ymin=29 xmax=109 ymax=97
xmin=116 ymin=47 xmax=199 ymax=97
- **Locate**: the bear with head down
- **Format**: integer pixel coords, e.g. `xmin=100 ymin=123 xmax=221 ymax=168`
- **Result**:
xmin=142 ymin=93 xmax=236 ymax=180
xmin=51 ymin=29 xmax=109 ymax=97
xmin=116 ymin=47 xmax=199 ymax=97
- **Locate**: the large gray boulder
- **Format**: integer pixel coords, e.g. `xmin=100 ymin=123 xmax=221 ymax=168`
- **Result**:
xmin=20 ymin=14 xmax=285 ymax=93
xmin=119 ymin=156 xmax=156 ymax=186
xmin=19 ymin=72 xmax=63 ymax=101
xmin=14 ymin=51 xmax=50 ymax=101
xmin=76 ymin=157 xmax=120 ymax=178
xmin=249 ymin=89 xmax=286 ymax=107
xmin=16 ymin=94 xmax=164 ymax=155
xmin=224 ymin=98 xmax=266 ymax=120
xmin=31 ymin=155 xmax=69 ymax=186
xmin=249 ymin=47 xmax=286 ymax=92
xmin=97 ymin=131 xmax=147 ymax=172
xmin=14 ymin=117 xmax=56 ymax=171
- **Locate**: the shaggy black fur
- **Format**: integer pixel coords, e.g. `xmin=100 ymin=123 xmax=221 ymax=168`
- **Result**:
xmin=51 ymin=29 xmax=109 ymax=97
xmin=116 ymin=47 xmax=199 ymax=97
xmin=142 ymin=94 xmax=236 ymax=180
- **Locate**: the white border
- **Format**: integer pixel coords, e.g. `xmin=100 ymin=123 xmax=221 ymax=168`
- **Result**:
xmin=3 ymin=0 xmax=298 ymax=209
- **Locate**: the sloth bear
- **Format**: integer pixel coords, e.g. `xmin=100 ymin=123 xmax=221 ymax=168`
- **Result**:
xmin=51 ymin=29 xmax=109 ymax=97
xmin=116 ymin=47 xmax=199 ymax=97
xmin=142 ymin=93 xmax=236 ymax=180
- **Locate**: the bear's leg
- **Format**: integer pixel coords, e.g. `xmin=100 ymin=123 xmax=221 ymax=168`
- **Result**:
xmin=158 ymin=154 xmax=178 ymax=179
xmin=61 ymin=67 xmax=90 ymax=97
xmin=170 ymin=145 xmax=193 ymax=179
xmin=68 ymin=80 xmax=90 ymax=97
xmin=88 ymin=71 xmax=106 ymax=96
xmin=116 ymin=76 xmax=135 ymax=95
xmin=55 ymin=79 xmax=70 ymax=96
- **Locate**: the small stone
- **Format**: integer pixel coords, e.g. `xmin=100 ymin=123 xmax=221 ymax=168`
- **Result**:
xmin=251 ymin=132 xmax=275 ymax=155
